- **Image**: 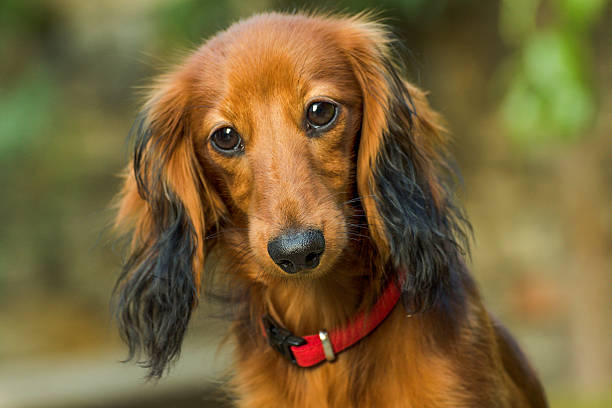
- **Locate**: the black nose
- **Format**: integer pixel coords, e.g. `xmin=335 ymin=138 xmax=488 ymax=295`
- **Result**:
xmin=267 ymin=229 xmax=325 ymax=274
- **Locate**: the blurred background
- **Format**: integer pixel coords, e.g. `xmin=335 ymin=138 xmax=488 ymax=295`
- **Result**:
xmin=1 ymin=0 xmax=610 ymax=407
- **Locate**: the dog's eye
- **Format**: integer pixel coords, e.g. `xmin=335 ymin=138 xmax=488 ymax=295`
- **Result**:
xmin=306 ymin=101 xmax=337 ymax=129
xmin=210 ymin=127 xmax=244 ymax=154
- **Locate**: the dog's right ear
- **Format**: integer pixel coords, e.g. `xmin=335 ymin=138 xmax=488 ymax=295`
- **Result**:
xmin=337 ymin=16 xmax=469 ymax=314
xmin=114 ymin=70 xmax=224 ymax=379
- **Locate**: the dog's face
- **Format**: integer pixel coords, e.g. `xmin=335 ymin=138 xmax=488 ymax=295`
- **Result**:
xmin=115 ymin=13 xmax=467 ymax=378
xmin=194 ymin=18 xmax=365 ymax=280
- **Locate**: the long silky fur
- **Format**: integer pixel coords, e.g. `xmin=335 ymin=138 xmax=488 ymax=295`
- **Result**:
xmin=114 ymin=110 xmax=199 ymax=379
xmin=374 ymin=56 xmax=471 ymax=315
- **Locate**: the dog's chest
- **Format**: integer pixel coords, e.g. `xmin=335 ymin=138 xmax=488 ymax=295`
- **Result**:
xmin=232 ymin=311 xmax=472 ymax=408
xmin=234 ymin=352 xmax=466 ymax=408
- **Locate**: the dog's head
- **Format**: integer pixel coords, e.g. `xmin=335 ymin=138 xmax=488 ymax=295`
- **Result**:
xmin=114 ymin=12 xmax=468 ymax=378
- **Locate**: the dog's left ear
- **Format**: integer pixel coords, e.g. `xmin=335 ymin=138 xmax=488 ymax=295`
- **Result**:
xmin=339 ymin=17 xmax=469 ymax=313
xmin=113 ymin=69 xmax=224 ymax=378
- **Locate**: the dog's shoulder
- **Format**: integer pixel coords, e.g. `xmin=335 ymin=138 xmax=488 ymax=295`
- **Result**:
xmin=492 ymin=316 xmax=549 ymax=408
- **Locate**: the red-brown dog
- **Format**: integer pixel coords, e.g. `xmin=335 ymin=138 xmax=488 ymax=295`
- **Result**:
xmin=114 ymin=12 xmax=548 ymax=407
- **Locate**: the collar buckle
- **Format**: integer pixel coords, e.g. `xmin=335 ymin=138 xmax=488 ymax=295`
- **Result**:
xmin=262 ymin=314 xmax=306 ymax=364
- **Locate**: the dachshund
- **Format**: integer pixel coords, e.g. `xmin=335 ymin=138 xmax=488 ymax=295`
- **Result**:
xmin=113 ymin=12 xmax=548 ymax=408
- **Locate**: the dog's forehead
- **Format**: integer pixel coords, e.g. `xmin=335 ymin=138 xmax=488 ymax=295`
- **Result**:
xmin=202 ymin=15 xmax=356 ymax=100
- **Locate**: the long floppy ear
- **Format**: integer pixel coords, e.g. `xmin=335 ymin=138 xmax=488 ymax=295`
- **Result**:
xmin=113 ymin=71 xmax=223 ymax=378
xmin=340 ymin=18 xmax=469 ymax=314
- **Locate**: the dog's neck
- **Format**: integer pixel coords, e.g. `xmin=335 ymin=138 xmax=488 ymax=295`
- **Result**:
xmin=262 ymin=261 xmax=377 ymax=336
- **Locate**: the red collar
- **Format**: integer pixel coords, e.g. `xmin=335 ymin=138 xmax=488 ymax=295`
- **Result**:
xmin=262 ymin=281 xmax=401 ymax=367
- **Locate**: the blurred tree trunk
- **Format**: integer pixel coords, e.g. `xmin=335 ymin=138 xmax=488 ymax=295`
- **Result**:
xmin=561 ymin=140 xmax=611 ymax=393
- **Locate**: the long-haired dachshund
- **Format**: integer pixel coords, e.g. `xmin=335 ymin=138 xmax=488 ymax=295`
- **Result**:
xmin=114 ymin=12 xmax=548 ymax=407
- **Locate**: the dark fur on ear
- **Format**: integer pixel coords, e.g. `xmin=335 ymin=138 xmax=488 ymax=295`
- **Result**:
xmin=375 ymin=63 xmax=471 ymax=314
xmin=113 ymin=74 xmax=221 ymax=378
xmin=115 ymin=186 xmax=197 ymax=379
xmin=343 ymin=18 xmax=470 ymax=315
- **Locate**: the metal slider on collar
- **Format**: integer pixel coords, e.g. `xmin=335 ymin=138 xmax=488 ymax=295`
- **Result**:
xmin=319 ymin=330 xmax=335 ymax=361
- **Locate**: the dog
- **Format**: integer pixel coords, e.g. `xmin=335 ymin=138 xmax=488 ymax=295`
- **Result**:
xmin=113 ymin=12 xmax=548 ymax=407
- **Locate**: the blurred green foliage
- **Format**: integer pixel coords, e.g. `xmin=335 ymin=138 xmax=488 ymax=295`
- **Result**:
xmin=0 ymin=1 xmax=60 ymax=158
xmin=500 ymin=0 xmax=608 ymax=145
xmin=0 ymin=68 xmax=58 ymax=157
